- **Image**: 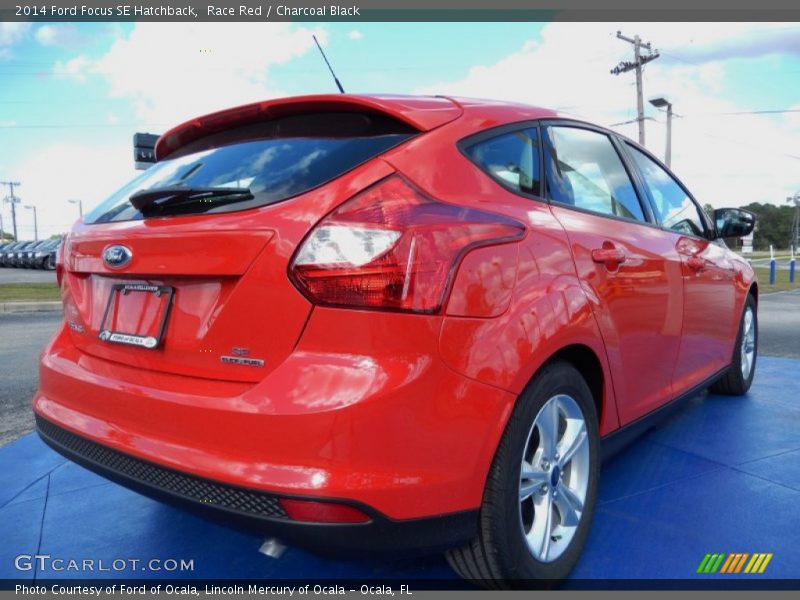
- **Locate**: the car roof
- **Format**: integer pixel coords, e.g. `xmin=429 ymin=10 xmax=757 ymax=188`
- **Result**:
xmin=154 ymin=94 xmax=571 ymax=160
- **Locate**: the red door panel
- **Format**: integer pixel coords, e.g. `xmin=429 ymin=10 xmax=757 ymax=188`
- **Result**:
xmin=551 ymin=206 xmax=684 ymax=424
xmin=672 ymin=236 xmax=738 ymax=393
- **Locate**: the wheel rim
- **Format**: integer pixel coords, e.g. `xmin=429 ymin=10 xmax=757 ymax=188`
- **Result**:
xmin=740 ymin=306 xmax=756 ymax=380
xmin=518 ymin=394 xmax=590 ymax=563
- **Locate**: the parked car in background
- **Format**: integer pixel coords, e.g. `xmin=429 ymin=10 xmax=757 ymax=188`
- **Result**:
xmin=22 ymin=240 xmax=50 ymax=269
xmin=0 ymin=241 xmax=23 ymax=266
xmin=8 ymin=241 xmax=36 ymax=267
xmin=34 ymin=95 xmax=758 ymax=587
xmin=0 ymin=242 xmax=12 ymax=265
xmin=26 ymin=239 xmax=60 ymax=269
xmin=44 ymin=239 xmax=61 ymax=270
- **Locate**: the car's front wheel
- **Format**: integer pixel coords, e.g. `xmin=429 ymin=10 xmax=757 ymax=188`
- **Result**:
xmin=710 ymin=293 xmax=757 ymax=396
xmin=446 ymin=360 xmax=599 ymax=589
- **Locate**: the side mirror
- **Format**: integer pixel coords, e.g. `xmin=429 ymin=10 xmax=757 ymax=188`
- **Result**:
xmin=712 ymin=208 xmax=755 ymax=239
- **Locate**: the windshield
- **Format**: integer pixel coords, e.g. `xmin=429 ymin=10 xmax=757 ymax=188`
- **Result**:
xmin=85 ymin=113 xmax=416 ymax=224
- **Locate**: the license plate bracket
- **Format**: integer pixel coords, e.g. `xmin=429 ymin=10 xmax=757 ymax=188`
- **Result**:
xmin=98 ymin=283 xmax=174 ymax=350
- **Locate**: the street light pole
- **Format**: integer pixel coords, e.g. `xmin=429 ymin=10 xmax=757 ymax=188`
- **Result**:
xmin=24 ymin=205 xmax=38 ymax=241
xmin=788 ymin=193 xmax=800 ymax=251
xmin=649 ymin=97 xmax=673 ymax=167
xmin=68 ymin=198 xmax=83 ymax=218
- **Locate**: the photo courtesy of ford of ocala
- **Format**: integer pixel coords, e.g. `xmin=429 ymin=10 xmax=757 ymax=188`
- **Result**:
xmin=33 ymin=94 xmax=757 ymax=587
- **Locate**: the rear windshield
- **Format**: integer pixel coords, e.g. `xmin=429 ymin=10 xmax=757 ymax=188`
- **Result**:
xmin=85 ymin=112 xmax=416 ymax=224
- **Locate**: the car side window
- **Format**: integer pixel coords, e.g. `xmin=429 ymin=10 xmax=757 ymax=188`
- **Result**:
xmin=626 ymin=144 xmax=707 ymax=238
xmin=464 ymin=128 xmax=541 ymax=196
xmin=544 ymin=126 xmax=646 ymax=222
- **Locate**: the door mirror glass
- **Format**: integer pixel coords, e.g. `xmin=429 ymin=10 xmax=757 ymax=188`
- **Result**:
xmin=713 ymin=208 xmax=755 ymax=239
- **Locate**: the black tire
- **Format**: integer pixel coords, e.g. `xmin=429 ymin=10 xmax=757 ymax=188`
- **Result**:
xmin=446 ymin=360 xmax=599 ymax=589
xmin=709 ymin=294 xmax=757 ymax=396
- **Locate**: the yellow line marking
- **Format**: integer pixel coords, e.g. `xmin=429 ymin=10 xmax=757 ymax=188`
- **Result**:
xmin=744 ymin=554 xmax=759 ymax=573
xmin=751 ymin=554 xmax=766 ymax=573
xmin=758 ymin=553 xmax=773 ymax=573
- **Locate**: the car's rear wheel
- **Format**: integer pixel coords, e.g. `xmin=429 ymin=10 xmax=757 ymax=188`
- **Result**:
xmin=446 ymin=360 xmax=599 ymax=589
xmin=709 ymin=294 xmax=757 ymax=396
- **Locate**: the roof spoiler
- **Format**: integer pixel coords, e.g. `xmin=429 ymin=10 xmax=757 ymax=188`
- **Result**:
xmin=154 ymin=95 xmax=462 ymax=161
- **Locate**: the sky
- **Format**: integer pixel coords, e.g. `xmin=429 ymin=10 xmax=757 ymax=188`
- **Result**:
xmin=0 ymin=21 xmax=799 ymax=240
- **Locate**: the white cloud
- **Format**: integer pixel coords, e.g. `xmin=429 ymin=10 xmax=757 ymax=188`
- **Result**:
xmin=417 ymin=22 xmax=800 ymax=208
xmin=0 ymin=22 xmax=30 ymax=58
xmin=55 ymin=23 xmax=328 ymax=127
xmin=5 ymin=142 xmax=136 ymax=239
xmin=348 ymin=30 xmax=364 ymax=40
xmin=53 ymin=56 xmax=92 ymax=82
xmin=35 ymin=24 xmax=87 ymax=48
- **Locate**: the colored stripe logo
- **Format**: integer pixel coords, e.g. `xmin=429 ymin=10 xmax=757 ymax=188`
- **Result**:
xmin=697 ymin=553 xmax=773 ymax=574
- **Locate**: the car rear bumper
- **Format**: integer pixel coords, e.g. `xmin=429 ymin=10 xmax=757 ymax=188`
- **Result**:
xmin=36 ymin=415 xmax=477 ymax=556
xmin=33 ymin=308 xmax=515 ymax=543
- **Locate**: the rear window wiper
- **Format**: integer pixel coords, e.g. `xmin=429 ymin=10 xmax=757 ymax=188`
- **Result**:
xmin=129 ymin=186 xmax=253 ymax=213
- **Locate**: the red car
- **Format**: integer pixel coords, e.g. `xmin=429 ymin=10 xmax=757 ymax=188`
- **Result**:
xmin=34 ymin=95 xmax=757 ymax=586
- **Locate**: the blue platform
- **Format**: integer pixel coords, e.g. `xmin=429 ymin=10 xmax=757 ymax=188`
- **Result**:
xmin=2 ymin=356 xmax=799 ymax=585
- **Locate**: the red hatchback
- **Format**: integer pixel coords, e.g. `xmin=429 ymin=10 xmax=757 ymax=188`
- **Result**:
xmin=34 ymin=95 xmax=757 ymax=586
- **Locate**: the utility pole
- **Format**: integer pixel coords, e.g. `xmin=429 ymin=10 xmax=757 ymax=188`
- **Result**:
xmin=611 ymin=31 xmax=660 ymax=145
xmin=0 ymin=181 xmax=21 ymax=241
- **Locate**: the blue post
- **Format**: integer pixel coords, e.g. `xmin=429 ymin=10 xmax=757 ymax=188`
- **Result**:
xmin=791 ymin=257 xmax=796 ymax=284
xmin=770 ymin=259 xmax=776 ymax=285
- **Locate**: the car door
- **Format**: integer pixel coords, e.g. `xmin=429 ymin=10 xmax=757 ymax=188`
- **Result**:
xmin=542 ymin=123 xmax=685 ymax=424
xmin=623 ymin=143 xmax=738 ymax=394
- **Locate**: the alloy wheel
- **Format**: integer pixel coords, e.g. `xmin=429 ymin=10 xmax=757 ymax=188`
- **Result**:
xmin=740 ymin=306 xmax=756 ymax=379
xmin=518 ymin=394 xmax=590 ymax=563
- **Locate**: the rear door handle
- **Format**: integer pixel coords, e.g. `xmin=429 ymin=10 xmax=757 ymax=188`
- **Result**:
xmin=591 ymin=246 xmax=626 ymax=268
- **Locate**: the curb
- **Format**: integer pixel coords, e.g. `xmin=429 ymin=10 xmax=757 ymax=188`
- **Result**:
xmin=0 ymin=301 xmax=63 ymax=314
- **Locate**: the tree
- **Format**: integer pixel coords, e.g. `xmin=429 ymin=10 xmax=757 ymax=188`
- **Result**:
xmin=742 ymin=202 xmax=794 ymax=251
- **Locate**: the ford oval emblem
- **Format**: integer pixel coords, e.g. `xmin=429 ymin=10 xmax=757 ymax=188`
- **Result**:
xmin=103 ymin=245 xmax=132 ymax=269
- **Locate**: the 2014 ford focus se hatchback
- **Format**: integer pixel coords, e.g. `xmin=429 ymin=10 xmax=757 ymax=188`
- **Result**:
xmin=34 ymin=94 xmax=758 ymax=587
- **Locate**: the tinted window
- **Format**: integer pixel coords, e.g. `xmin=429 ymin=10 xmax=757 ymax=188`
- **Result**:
xmin=85 ymin=113 xmax=415 ymax=224
xmin=465 ymin=128 xmax=541 ymax=196
xmin=545 ymin=127 xmax=645 ymax=222
xmin=627 ymin=144 xmax=706 ymax=237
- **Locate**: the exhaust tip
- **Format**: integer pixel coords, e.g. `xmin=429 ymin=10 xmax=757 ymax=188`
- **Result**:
xmin=258 ymin=537 xmax=287 ymax=559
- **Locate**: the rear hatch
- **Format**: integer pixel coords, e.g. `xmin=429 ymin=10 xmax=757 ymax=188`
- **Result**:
xmin=60 ymin=95 xmax=461 ymax=383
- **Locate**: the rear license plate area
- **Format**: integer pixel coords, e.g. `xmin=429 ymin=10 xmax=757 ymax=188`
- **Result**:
xmin=98 ymin=283 xmax=174 ymax=349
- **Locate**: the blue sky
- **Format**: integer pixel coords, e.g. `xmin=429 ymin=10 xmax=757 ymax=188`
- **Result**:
xmin=1 ymin=21 xmax=799 ymax=239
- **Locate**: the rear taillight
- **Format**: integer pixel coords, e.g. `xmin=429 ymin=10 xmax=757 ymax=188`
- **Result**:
xmin=289 ymin=175 xmax=525 ymax=313
xmin=55 ymin=239 xmax=66 ymax=287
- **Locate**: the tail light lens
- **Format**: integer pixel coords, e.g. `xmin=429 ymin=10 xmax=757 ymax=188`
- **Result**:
xmin=290 ymin=175 xmax=525 ymax=313
xmin=279 ymin=498 xmax=371 ymax=523
xmin=55 ymin=238 xmax=66 ymax=288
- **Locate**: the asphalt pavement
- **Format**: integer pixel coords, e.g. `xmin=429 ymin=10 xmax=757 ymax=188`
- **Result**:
xmin=0 ymin=312 xmax=61 ymax=446
xmin=0 ymin=290 xmax=798 ymax=447
xmin=0 ymin=267 xmax=56 ymax=284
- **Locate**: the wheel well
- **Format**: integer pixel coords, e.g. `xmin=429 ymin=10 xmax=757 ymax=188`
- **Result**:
xmin=551 ymin=344 xmax=604 ymax=423
xmin=749 ymin=281 xmax=759 ymax=306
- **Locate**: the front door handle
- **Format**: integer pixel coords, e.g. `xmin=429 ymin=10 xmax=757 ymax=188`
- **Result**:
xmin=687 ymin=256 xmax=706 ymax=272
xmin=591 ymin=246 xmax=626 ymax=269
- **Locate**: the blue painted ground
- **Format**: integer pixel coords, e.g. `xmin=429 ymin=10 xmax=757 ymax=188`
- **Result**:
xmin=1 ymin=356 xmax=798 ymax=584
